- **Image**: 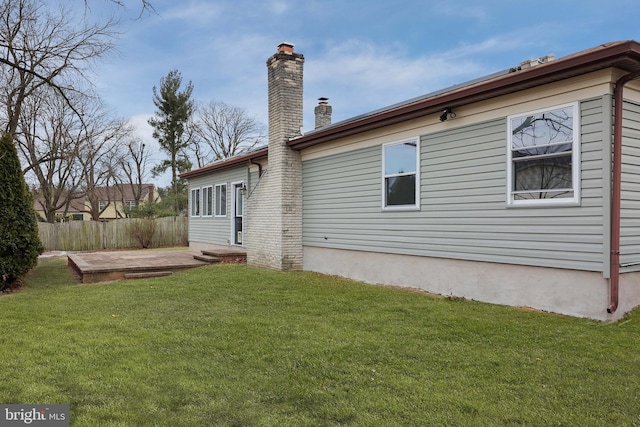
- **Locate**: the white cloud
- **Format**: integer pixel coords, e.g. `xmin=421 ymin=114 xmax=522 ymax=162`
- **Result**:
xmin=309 ymin=39 xmax=490 ymax=89
xmin=268 ymin=0 xmax=291 ymax=15
xmin=299 ymin=34 xmax=551 ymax=126
xmin=159 ymin=1 xmax=225 ymax=25
xmin=303 ymin=39 xmax=490 ymax=121
xmin=444 ymin=37 xmax=529 ymax=60
xmin=128 ymin=114 xmax=154 ymax=143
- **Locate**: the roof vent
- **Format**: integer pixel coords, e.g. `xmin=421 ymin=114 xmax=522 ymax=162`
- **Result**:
xmin=520 ymin=54 xmax=555 ymax=70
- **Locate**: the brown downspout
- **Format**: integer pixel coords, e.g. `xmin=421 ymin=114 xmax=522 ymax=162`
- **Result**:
xmin=608 ymin=70 xmax=640 ymax=314
xmin=250 ymin=158 xmax=263 ymax=177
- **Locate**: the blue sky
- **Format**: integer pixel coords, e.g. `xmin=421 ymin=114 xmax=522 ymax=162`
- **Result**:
xmin=88 ymin=0 xmax=640 ymax=184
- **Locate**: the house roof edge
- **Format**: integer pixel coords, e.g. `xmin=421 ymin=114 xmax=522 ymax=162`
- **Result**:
xmin=180 ymin=147 xmax=268 ymax=179
xmin=288 ymin=40 xmax=640 ymax=150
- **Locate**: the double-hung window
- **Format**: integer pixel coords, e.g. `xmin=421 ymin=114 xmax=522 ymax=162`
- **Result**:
xmin=382 ymin=138 xmax=420 ymax=210
xmin=215 ymin=184 xmax=227 ymax=217
xmin=190 ymin=188 xmax=200 ymax=217
xmin=202 ymin=186 xmax=213 ymax=217
xmin=507 ymin=103 xmax=580 ymax=206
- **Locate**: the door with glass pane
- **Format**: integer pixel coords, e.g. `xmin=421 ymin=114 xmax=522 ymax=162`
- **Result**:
xmin=233 ymin=183 xmax=244 ymax=245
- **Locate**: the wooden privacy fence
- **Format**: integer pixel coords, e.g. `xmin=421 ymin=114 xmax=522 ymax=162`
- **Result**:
xmin=38 ymin=216 xmax=189 ymax=252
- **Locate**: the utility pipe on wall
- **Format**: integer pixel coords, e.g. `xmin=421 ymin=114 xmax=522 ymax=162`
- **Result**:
xmin=250 ymin=158 xmax=263 ymax=177
xmin=608 ymin=70 xmax=640 ymax=314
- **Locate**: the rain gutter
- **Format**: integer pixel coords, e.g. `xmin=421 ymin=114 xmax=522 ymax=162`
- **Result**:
xmin=608 ymin=70 xmax=640 ymax=314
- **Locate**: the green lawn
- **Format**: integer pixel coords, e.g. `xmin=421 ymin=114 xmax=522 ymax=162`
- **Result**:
xmin=1 ymin=258 xmax=639 ymax=426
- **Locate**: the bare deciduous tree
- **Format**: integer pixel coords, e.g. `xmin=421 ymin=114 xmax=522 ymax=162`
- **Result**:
xmin=2 ymin=0 xmax=155 ymax=227
xmin=76 ymin=103 xmax=130 ymax=221
xmin=0 ymin=0 xmax=117 ymax=138
xmin=113 ymin=137 xmax=154 ymax=217
xmin=191 ymin=101 xmax=265 ymax=167
xmin=17 ymin=89 xmax=85 ymax=223
xmin=91 ymin=0 xmax=155 ymax=15
xmin=18 ymin=91 xmax=129 ymax=222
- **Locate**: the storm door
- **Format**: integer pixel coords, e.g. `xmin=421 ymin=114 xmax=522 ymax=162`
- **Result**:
xmin=232 ymin=183 xmax=244 ymax=245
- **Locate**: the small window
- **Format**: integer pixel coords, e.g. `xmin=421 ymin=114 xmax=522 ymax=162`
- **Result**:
xmin=202 ymin=186 xmax=213 ymax=217
xmin=235 ymin=185 xmax=244 ymax=217
xmin=507 ymin=103 xmax=580 ymax=206
xmin=382 ymin=138 xmax=420 ymax=209
xmin=215 ymin=184 xmax=227 ymax=217
xmin=98 ymin=201 xmax=107 ymax=212
xmin=190 ymin=188 xmax=201 ymax=217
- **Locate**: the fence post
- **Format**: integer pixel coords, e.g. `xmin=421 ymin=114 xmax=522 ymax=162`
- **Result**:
xmin=172 ymin=216 xmax=176 ymax=246
xmin=102 ymin=220 xmax=107 ymax=249
xmin=52 ymin=222 xmax=57 ymax=251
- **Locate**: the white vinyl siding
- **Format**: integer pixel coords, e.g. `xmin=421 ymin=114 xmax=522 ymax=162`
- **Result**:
xmin=302 ymin=99 xmax=606 ymax=272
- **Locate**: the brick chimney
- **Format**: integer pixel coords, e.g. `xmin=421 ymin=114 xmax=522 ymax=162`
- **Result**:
xmin=246 ymin=42 xmax=304 ymax=271
xmin=314 ymin=97 xmax=332 ymax=129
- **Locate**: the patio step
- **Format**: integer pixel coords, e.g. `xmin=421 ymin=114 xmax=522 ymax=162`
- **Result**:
xmin=201 ymin=249 xmax=247 ymax=264
xmin=193 ymin=254 xmax=222 ymax=264
xmin=124 ymin=271 xmax=173 ymax=279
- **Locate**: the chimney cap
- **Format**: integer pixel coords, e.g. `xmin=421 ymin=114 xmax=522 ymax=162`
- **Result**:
xmin=318 ymin=97 xmax=329 ymax=105
xmin=278 ymin=42 xmax=295 ymax=53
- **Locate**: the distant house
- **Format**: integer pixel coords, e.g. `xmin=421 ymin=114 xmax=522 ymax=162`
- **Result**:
xmin=87 ymin=184 xmax=159 ymax=220
xmin=34 ymin=197 xmax=87 ymax=222
xmin=181 ymin=41 xmax=640 ymax=320
xmin=34 ymin=184 xmax=159 ymax=221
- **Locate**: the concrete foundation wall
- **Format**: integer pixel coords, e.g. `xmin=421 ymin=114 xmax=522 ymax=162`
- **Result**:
xmin=303 ymin=246 xmax=640 ymax=321
xmin=619 ymin=273 xmax=640 ymax=316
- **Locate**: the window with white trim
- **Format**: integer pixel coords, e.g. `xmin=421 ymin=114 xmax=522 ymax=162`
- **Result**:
xmin=507 ymin=103 xmax=580 ymax=206
xmin=190 ymin=188 xmax=200 ymax=217
xmin=202 ymin=186 xmax=213 ymax=217
xmin=382 ymin=138 xmax=420 ymax=209
xmin=215 ymin=183 xmax=227 ymax=217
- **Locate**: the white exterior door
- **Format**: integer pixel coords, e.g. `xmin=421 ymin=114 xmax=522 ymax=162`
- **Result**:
xmin=232 ymin=183 xmax=244 ymax=245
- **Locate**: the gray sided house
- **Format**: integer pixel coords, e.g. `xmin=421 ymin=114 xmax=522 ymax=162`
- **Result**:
xmin=181 ymin=41 xmax=640 ymax=321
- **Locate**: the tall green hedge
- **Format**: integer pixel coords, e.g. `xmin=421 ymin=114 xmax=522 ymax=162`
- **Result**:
xmin=0 ymin=133 xmax=43 ymax=290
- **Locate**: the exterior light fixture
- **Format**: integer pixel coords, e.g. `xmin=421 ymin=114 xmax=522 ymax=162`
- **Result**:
xmin=439 ymin=107 xmax=456 ymax=122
